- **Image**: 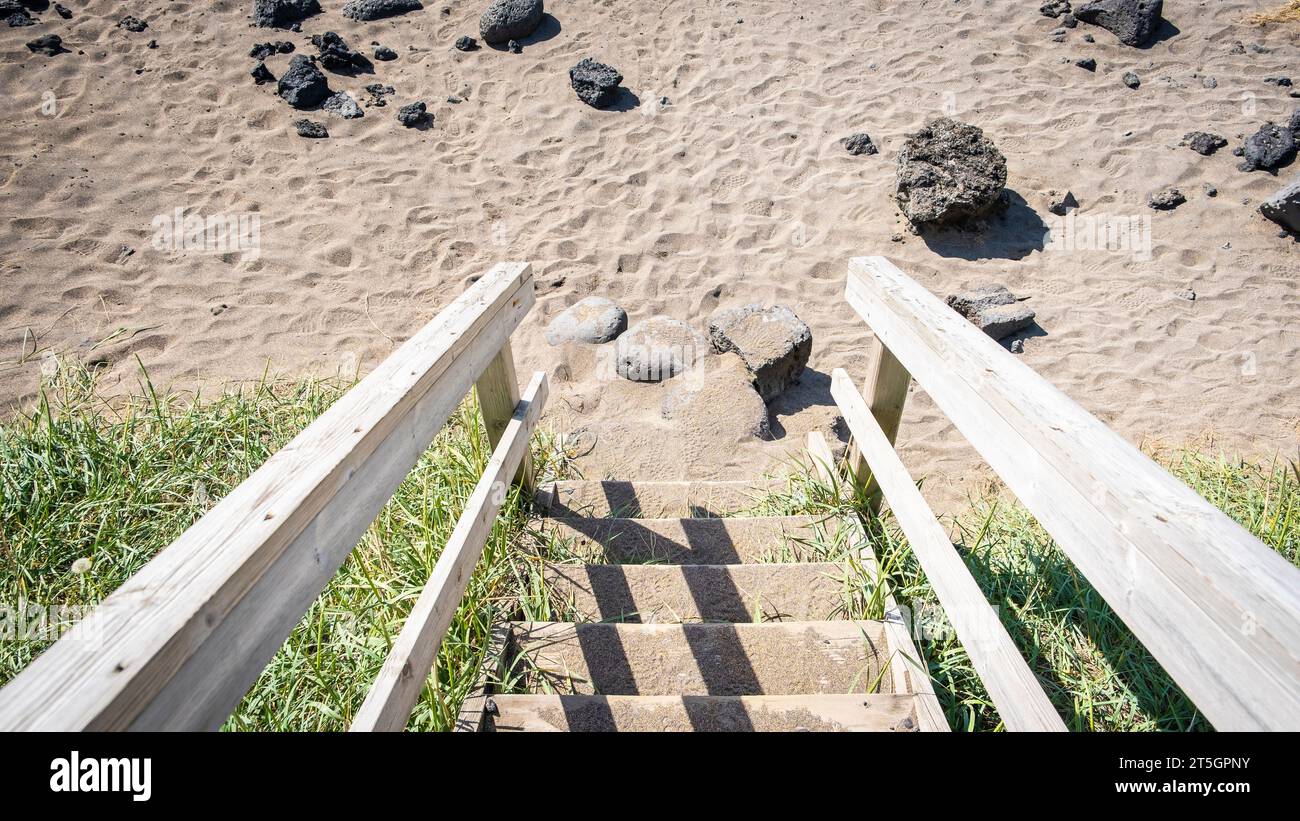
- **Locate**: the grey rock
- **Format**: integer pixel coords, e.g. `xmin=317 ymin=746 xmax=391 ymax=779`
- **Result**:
xmin=1075 ymin=0 xmax=1163 ymax=47
xmin=570 ymin=58 xmax=623 ymax=108
xmin=277 ymin=55 xmax=330 ymax=109
xmin=1260 ymin=175 xmax=1300 ymax=233
xmin=322 ymin=91 xmax=363 ymax=118
xmin=1182 ymin=131 xmax=1227 ymax=156
xmin=118 ymin=15 xmax=148 ymax=31
xmin=1122 ymin=71 xmax=1140 ymax=89
xmin=373 ymin=44 xmax=397 ymax=61
xmin=455 ymin=35 xmax=477 ymax=51
xmin=1148 ymin=188 xmax=1185 ymax=210
xmin=396 ymin=101 xmax=428 ymax=127
xmin=1049 ymin=190 xmax=1079 ymax=215
xmin=6 ymin=8 xmax=32 ymax=26
xmin=294 ymin=119 xmax=328 ymax=138
xmin=616 ymin=316 xmax=706 ymax=382
xmin=946 ymin=285 xmax=1036 ymax=341
xmin=1039 ymin=1 xmax=1072 ymax=18
xmin=342 ymin=0 xmax=422 ymax=20
xmin=312 ymin=31 xmax=370 ymax=74
xmin=894 ymin=117 xmax=1008 ymax=225
xmin=54 ymin=3 xmax=70 ymax=18
xmin=545 ymin=297 xmax=628 ymax=346
xmin=253 ymin=0 xmax=320 ymax=27
xmin=1238 ymin=122 xmax=1296 ymax=173
xmin=479 ymin=0 xmax=543 ymax=45
xmin=707 ymin=304 xmax=812 ymax=401
xmin=1175 ymin=288 xmax=1196 ymax=301
xmin=1203 ymin=183 xmax=1217 ymax=197
xmin=1075 ymin=57 xmax=1096 ymax=71
xmin=25 ymin=33 xmax=65 ymax=55
xmin=507 ymin=39 xmax=521 ymax=53
xmin=1010 ymin=338 xmax=1026 ymax=354
xmin=842 ymin=133 xmax=878 ymax=156
xmin=1202 ymin=76 xmax=1217 ymax=89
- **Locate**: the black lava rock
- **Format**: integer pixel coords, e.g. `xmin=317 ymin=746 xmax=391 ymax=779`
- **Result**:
xmin=277 ymin=54 xmax=330 ymax=108
xmin=1122 ymin=71 xmax=1140 ymax=89
xmin=6 ymin=10 xmax=33 ymax=26
xmin=1075 ymin=57 xmax=1097 ymax=71
xmin=295 ymin=119 xmax=328 ymax=138
xmin=841 ymin=133 xmax=878 ymax=156
xmin=396 ymin=101 xmax=428 ymax=127
xmin=455 ymin=35 xmax=477 ymax=51
xmin=1260 ymin=176 xmax=1300 ymax=234
xmin=1148 ymin=188 xmax=1185 ymax=210
xmin=118 ymin=15 xmax=148 ymax=32
xmin=1182 ymin=132 xmax=1227 ymax=156
xmin=1075 ymin=0 xmax=1163 ymax=47
xmin=507 ymin=39 xmax=521 ymax=53
xmin=252 ymin=0 xmax=320 ymax=28
xmin=250 ymin=41 xmax=294 ymax=59
xmin=364 ymin=83 xmax=394 ymax=107
xmin=251 ymin=60 xmax=275 ymax=84
xmin=479 ymin=0 xmax=542 ymax=45
xmin=570 ymin=57 xmax=623 ymax=109
xmin=1265 ymin=77 xmax=1293 ymax=88
xmin=373 ymin=44 xmax=397 ymax=61
xmin=1239 ymin=123 xmax=1297 ymax=173
xmin=342 ymin=0 xmax=422 ymax=20
xmin=54 ymin=2 xmax=70 ymax=17
xmin=312 ymin=31 xmax=370 ymax=74
xmin=1040 ymin=0 xmax=1072 ymax=18
xmin=895 ymin=117 xmax=1008 ymax=225
xmin=26 ymin=33 xmax=65 ymax=55
xmin=1049 ymin=191 xmax=1079 ymax=216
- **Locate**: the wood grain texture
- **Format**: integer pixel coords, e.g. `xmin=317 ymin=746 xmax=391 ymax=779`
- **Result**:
xmin=475 ymin=339 xmax=534 ymax=490
xmin=0 ymin=263 xmax=535 ymax=731
xmin=830 ymin=377 xmax=1066 ymax=731
xmin=351 ymin=372 xmax=548 ymax=732
xmin=846 ymin=256 xmax=1300 ymax=730
xmin=847 ymin=339 xmax=911 ymax=515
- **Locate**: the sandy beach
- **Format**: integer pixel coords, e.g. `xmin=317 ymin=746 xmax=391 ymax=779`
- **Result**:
xmin=2 ymin=0 xmax=1298 ymax=509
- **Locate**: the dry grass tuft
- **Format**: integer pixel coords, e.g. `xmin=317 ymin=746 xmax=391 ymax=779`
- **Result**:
xmin=1250 ymin=1 xmax=1300 ymax=24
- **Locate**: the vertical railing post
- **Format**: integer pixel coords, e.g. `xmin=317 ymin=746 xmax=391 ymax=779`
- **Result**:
xmin=849 ymin=336 xmax=911 ymax=515
xmin=474 ymin=339 xmax=535 ymax=491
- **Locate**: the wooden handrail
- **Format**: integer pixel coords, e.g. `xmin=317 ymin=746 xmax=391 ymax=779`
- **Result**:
xmin=351 ymin=371 xmax=548 ymax=732
xmin=844 ymin=256 xmax=1300 ymax=730
xmin=832 ymin=371 xmax=1065 ymax=731
xmin=0 ymin=262 xmax=536 ymax=730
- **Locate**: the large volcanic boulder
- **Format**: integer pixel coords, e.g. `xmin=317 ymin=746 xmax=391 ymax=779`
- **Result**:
xmin=546 ymin=297 xmax=627 ymax=345
xmin=895 ymin=117 xmax=1008 ymax=226
xmin=479 ymin=0 xmax=543 ymax=45
xmin=1261 ymin=176 xmax=1300 ymax=233
xmin=277 ymin=55 xmax=330 ymax=109
xmin=342 ymin=0 xmax=422 ymax=20
xmin=1239 ymin=122 xmax=1297 ymax=173
xmin=615 ymin=316 xmax=706 ymax=382
xmin=707 ymin=304 xmax=812 ymax=402
xmin=1074 ymin=0 xmax=1163 ymax=47
xmin=946 ymin=285 xmax=1035 ymax=341
xmin=570 ymin=58 xmax=623 ymax=109
xmin=252 ymin=0 xmax=320 ymax=27
xmin=661 ymin=353 xmax=771 ymax=442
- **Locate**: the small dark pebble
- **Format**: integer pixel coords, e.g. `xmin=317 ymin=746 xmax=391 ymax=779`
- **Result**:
xmin=1075 ymin=57 xmax=1096 ymax=71
xmin=455 ymin=35 xmax=477 ymax=51
xmin=251 ymin=61 xmax=275 ymax=84
xmin=118 ymin=15 xmax=148 ymax=32
xmin=1265 ymin=77 xmax=1293 ymax=88
xmin=841 ymin=132 xmax=878 ymax=156
xmin=396 ymin=101 xmax=428 ymax=127
xmin=55 ymin=3 xmax=71 ymax=18
xmin=373 ymin=44 xmax=397 ymax=61
xmin=295 ymin=119 xmax=329 ymax=138
xmin=1122 ymin=71 xmax=1140 ymax=89
xmin=1149 ymin=188 xmax=1186 ymax=211
xmin=507 ymin=39 xmax=521 ymax=53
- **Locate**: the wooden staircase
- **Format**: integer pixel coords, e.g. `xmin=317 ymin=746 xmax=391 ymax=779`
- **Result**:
xmin=465 ymin=478 xmax=948 ymax=732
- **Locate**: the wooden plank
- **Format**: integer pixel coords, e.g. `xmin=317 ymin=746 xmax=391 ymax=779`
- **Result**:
xmin=846 ymin=256 xmax=1300 ymax=730
xmin=351 ymin=372 xmax=548 ymax=732
xmin=807 ymin=432 xmax=949 ymax=732
xmin=0 ymin=263 xmax=535 ymax=731
xmin=830 ymin=377 xmax=1066 ymax=731
xmin=848 ymin=339 xmax=912 ymax=515
xmin=475 ymin=339 xmax=534 ymax=491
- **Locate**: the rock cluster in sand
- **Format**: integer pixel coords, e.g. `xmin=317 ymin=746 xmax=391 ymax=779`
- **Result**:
xmin=946 ymin=286 xmax=1036 ymax=342
xmin=895 ymin=117 xmax=1008 ymax=226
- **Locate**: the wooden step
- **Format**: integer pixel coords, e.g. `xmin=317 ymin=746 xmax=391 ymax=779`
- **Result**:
xmin=536 ymin=479 xmax=792 ymax=518
xmin=504 ymin=620 xmax=892 ymax=697
xmin=483 ymin=693 xmax=922 ymax=732
xmin=540 ymin=515 xmax=849 ymax=564
xmin=544 ymin=562 xmax=852 ymax=623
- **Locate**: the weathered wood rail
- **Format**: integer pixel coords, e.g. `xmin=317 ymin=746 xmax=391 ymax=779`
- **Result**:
xmin=834 ymin=256 xmax=1300 ymax=731
xmin=0 ymin=262 xmax=545 ymax=731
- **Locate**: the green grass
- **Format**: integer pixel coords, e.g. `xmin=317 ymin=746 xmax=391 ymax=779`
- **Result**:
xmin=758 ymin=449 xmax=1300 ymax=732
xmin=0 ymin=364 xmax=563 ymax=731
